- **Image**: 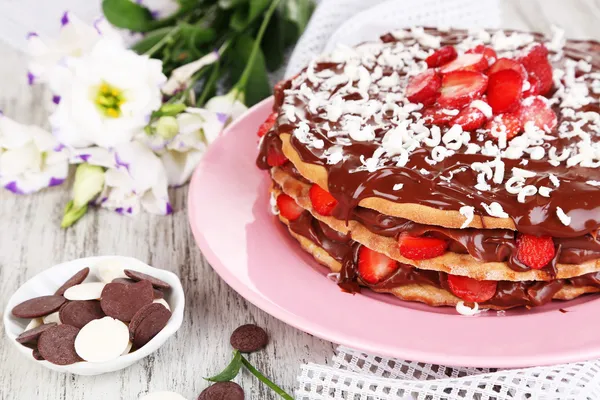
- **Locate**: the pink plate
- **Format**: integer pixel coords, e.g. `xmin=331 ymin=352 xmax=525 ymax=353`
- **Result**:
xmin=188 ymin=97 xmax=600 ymax=368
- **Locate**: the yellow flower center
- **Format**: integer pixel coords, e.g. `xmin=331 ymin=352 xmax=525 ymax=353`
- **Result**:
xmin=94 ymin=82 xmax=125 ymax=118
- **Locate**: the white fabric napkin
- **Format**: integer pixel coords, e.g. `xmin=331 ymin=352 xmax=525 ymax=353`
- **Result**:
xmin=289 ymin=1 xmax=600 ymax=398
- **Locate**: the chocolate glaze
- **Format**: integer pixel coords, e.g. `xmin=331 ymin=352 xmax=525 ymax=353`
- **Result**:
xmin=283 ymin=208 xmax=600 ymax=308
xmin=267 ymin=28 xmax=600 ymax=239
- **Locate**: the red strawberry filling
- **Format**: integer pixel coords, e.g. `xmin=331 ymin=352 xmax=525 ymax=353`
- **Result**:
xmin=309 ymin=184 xmax=339 ymax=216
xmin=425 ymin=45 xmax=458 ymax=68
xmin=398 ymin=234 xmax=449 ymax=260
xmin=447 ymin=275 xmax=498 ymax=303
xmin=267 ymin=147 xmax=288 ymax=167
xmin=358 ymin=246 xmax=399 ymax=284
xmin=276 ymin=194 xmax=304 ymax=221
xmin=406 ymin=69 xmax=441 ymax=105
xmin=438 ymin=71 xmax=488 ymax=108
xmin=516 ymin=234 xmax=556 ymax=270
xmin=439 ymin=53 xmax=488 ymax=73
xmin=257 ymin=112 xmax=277 ymax=137
xmin=486 ymin=69 xmax=523 ymax=114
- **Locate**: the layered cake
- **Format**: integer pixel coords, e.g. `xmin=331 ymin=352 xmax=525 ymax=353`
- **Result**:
xmin=256 ymin=27 xmax=600 ymax=312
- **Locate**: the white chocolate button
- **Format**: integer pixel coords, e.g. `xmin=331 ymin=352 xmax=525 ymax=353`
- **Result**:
xmin=74 ymin=317 xmax=129 ymax=362
xmin=25 ymin=318 xmax=43 ymax=330
xmin=121 ymin=341 xmax=133 ymax=356
xmin=95 ymin=259 xmax=128 ymax=283
xmin=64 ymin=282 xmax=106 ymax=301
xmin=153 ymin=298 xmax=171 ymax=311
xmin=140 ymin=392 xmax=187 ymax=400
xmin=43 ymin=312 xmax=61 ymax=325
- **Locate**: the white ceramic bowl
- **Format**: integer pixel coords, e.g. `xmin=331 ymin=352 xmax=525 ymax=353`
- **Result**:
xmin=3 ymin=256 xmax=185 ymax=376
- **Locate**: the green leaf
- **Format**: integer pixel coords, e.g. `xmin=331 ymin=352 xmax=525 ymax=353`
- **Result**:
xmin=130 ymin=27 xmax=173 ymax=54
xmin=180 ymin=24 xmax=216 ymax=50
xmin=240 ymin=355 xmax=294 ymax=400
xmin=61 ymin=201 xmax=89 ymax=229
xmin=218 ymin=0 xmax=246 ymax=9
xmin=280 ymin=0 xmax=315 ymax=46
xmin=205 ymin=351 xmax=243 ymax=382
xmin=261 ymin=9 xmax=284 ymax=71
xmin=102 ymin=0 xmax=154 ymax=32
xmin=230 ymin=35 xmax=271 ymax=106
xmin=229 ymin=0 xmax=270 ymax=31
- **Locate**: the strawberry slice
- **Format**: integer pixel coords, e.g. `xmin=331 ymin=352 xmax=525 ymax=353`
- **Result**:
xmin=267 ymin=146 xmax=288 ymax=167
xmin=488 ymin=58 xmax=528 ymax=81
xmin=425 ymin=45 xmax=458 ymax=68
xmin=277 ymin=194 xmax=303 ymax=221
xmin=439 ymin=53 xmax=488 ymax=73
xmin=451 ymin=107 xmax=487 ymax=131
xmin=447 ymin=275 xmax=498 ymax=303
xmin=466 ymin=45 xmax=497 ymax=67
xmin=522 ymin=76 xmax=540 ymax=98
xmin=518 ymin=96 xmax=558 ymax=132
xmin=421 ymin=106 xmax=458 ymax=126
xmin=358 ymin=246 xmax=399 ymax=284
xmin=398 ymin=234 xmax=448 ymax=260
xmin=406 ymin=69 xmax=441 ymax=105
xmin=485 ymin=113 xmax=522 ymax=140
xmin=257 ymin=112 xmax=277 ymax=137
xmin=438 ymin=71 xmax=488 ymax=108
xmin=518 ymin=44 xmax=553 ymax=96
xmin=309 ymin=184 xmax=338 ymax=216
xmin=486 ymin=69 xmax=523 ymax=114
xmin=516 ymin=233 xmax=556 ymax=270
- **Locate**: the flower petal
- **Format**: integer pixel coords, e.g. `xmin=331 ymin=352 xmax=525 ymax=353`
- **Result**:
xmin=160 ymin=149 xmax=203 ymax=187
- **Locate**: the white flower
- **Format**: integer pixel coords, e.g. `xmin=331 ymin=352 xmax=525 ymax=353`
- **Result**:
xmin=49 ymin=39 xmax=166 ymax=149
xmin=100 ymin=141 xmax=171 ymax=215
xmin=0 ymin=114 xmax=69 ymax=194
xmin=138 ymin=107 xmax=224 ymax=186
xmin=139 ymin=0 xmax=181 ymax=19
xmin=162 ymin=51 xmax=220 ymax=95
xmin=27 ymin=12 xmax=123 ymax=98
xmin=205 ymin=88 xmax=248 ymax=126
xmin=62 ymin=142 xmax=171 ymax=226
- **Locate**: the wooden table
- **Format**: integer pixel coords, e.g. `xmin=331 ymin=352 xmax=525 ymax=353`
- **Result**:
xmin=0 ymin=1 xmax=598 ymax=398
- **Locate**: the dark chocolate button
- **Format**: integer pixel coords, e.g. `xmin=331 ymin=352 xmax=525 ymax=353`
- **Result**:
xmin=12 ymin=295 xmax=67 ymax=319
xmin=230 ymin=324 xmax=268 ymax=353
xmin=16 ymin=323 xmax=57 ymax=344
xmin=59 ymin=300 xmax=105 ymax=329
xmin=198 ymin=382 xmax=244 ymax=400
xmin=100 ymin=280 xmax=154 ymax=322
xmin=32 ymin=348 xmax=44 ymax=361
xmin=124 ymin=269 xmax=171 ymax=289
xmin=131 ymin=303 xmax=172 ymax=348
xmin=55 ymin=267 xmax=90 ymax=296
xmin=37 ymin=324 xmax=81 ymax=365
xmin=112 ymin=278 xmax=164 ymax=300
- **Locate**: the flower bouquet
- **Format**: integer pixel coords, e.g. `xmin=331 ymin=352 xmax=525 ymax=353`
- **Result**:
xmin=0 ymin=0 xmax=314 ymax=227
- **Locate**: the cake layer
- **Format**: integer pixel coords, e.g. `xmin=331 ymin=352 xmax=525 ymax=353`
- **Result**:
xmin=258 ymin=27 xmax=600 ymax=238
xmin=272 ymin=188 xmax=600 ymax=310
xmin=271 ymin=167 xmax=600 ymax=281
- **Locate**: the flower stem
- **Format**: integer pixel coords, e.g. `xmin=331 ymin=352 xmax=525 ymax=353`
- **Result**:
xmin=240 ymin=355 xmax=293 ymax=400
xmin=145 ymin=25 xmax=181 ymax=57
xmin=234 ymin=0 xmax=281 ymax=97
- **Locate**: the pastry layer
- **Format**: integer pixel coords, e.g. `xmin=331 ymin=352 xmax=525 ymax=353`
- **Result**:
xmin=271 ymin=167 xmax=600 ymax=281
xmin=273 ymin=187 xmax=600 ymax=309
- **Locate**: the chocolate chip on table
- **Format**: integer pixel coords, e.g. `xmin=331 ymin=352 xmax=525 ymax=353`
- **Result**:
xmin=37 ymin=324 xmax=81 ymax=365
xmin=112 ymin=278 xmax=164 ymax=299
xmin=15 ymin=323 xmax=57 ymax=344
xmin=100 ymin=280 xmax=154 ymax=322
xmin=59 ymin=300 xmax=105 ymax=329
xmin=198 ymin=382 xmax=244 ymax=400
xmin=12 ymin=295 xmax=67 ymax=319
xmin=124 ymin=269 xmax=171 ymax=290
xmin=54 ymin=267 xmax=90 ymax=296
xmin=130 ymin=303 xmax=172 ymax=348
xmin=230 ymin=324 xmax=268 ymax=353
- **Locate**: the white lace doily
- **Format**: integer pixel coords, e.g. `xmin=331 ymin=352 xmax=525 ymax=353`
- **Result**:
xmin=296 ymin=346 xmax=600 ymax=399
xmin=285 ymin=0 xmax=501 ymax=77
